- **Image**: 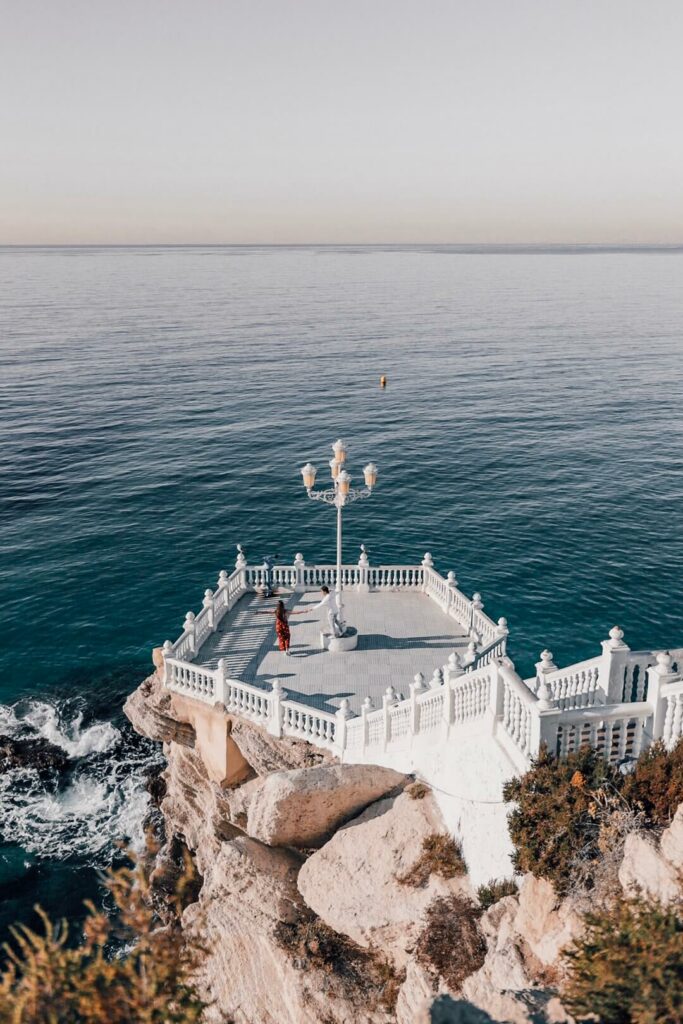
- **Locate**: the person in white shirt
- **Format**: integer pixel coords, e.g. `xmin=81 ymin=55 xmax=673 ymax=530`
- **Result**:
xmin=292 ymin=585 xmax=343 ymax=638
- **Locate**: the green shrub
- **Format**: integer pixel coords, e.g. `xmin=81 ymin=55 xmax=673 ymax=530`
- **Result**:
xmin=397 ymin=833 xmax=467 ymax=887
xmin=562 ymin=897 xmax=683 ymax=1024
xmin=415 ymin=895 xmax=486 ymax=990
xmin=621 ymin=738 xmax=683 ymax=826
xmin=503 ymin=744 xmax=620 ymax=895
xmin=477 ymin=878 xmax=518 ymax=910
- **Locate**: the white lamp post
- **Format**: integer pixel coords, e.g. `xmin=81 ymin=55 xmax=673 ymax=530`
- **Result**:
xmin=300 ymin=440 xmax=378 ymax=642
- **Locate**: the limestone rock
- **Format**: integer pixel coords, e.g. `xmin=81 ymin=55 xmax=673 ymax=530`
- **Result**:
xmin=619 ymin=832 xmax=682 ymax=904
xmin=396 ymin=959 xmax=441 ymax=1024
xmin=124 ymin=674 xmax=196 ymax=748
xmin=513 ymin=875 xmax=583 ymax=965
xmin=420 ymin=995 xmax=497 ymax=1023
xmin=229 ymin=716 xmax=333 ymax=774
xmin=0 ymin=735 xmax=69 ymax=775
xmin=239 ymin=762 xmax=407 ymax=849
xmin=298 ymin=789 xmax=466 ymax=961
xmin=182 ymin=835 xmax=393 ymax=1024
xmin=660 ymin=803 xmax=683 ymax=871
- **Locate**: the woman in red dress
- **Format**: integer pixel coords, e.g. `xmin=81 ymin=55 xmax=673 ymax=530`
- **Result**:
xmin=256 ymin=600 xmax=292 ymax=655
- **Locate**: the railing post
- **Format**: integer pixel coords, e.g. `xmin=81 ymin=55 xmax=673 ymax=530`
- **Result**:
xmin=529 ymin=706 xmax=562 ymax=758
xmin=488 ymin=660 xmax=505 ymax=722
xmin=469 ymin=593 xmax=483 ymax=636
xmin=360 ymin=696 xmax=372 ymax=754
xmin=382 ymin=686 xmax=396 ymax=749
xmin=599 ymin=626 xmax=631 ymax=702
xmin=646 ymin=652 xmax=678 ymax=743
xmin=421 ymin=552 xmax=433 ymax=592
xmin=496 ymin=617 xmax=509 ymax=657
xmin=335 ymin=698 xmax=352 ymax=757
xmin=410 ymin=672 xmax=426 ymax=734
xmin=216 ymin=657 xmax=228 ymax=707
xmin=161 ymin=640 xmax=173 ymax=685
xmin=293 ymin=552 xmax=305 ymax=592
xmin=462 ymin=641 xmax=477 ymax=671
xmin=217 ymin=569 xmax=229 ymax=609
xmin=203 ymin=589 xmax=215 ymax=630
xmin=183 ymin=611 xmax=196 ymax=656
xmin=357 ymin=544 xmax=370 ymax=593
xmin=268 ymin=678 xmax=286 ymax=737
xmin=235 ymin=544 xmax=247 ymax=570
xmin=534 ymin=649 xmax=557 ymax=696
xmin=445 ymin=571 xmax=457 ymax=616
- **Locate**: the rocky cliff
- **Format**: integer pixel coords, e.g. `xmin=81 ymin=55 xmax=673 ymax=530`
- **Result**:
xmin=125 ymin=673 xmax=682 ymax=1024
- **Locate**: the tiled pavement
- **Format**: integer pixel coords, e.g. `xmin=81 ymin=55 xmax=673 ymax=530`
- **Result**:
xmin=197 ymin=589 xmax=470 ymax=715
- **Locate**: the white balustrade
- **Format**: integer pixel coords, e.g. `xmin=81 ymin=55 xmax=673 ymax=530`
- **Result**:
xmin=554 ymin=703 xmax=650 ymax=764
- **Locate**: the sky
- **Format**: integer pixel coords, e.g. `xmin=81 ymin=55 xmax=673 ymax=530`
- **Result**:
xmin=1 ymin=0 xmax=682 ymax=245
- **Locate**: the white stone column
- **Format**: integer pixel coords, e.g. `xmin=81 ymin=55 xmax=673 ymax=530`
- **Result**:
xmin=445 ymin=571 xmax=457 ymax=617
xmin=268 ymin=678 xmax=286 ymax=737
xmin=382 ymin=686 xmax=396 ymax=749
xmin=203 ymin=589 xmax=215 ymax=630
xmin=216 ymin=657 xmax=228 ymax=707
xmin=421 ymin=552 xmax=433 ymax=592
xmin=161 ymin=640 xmax=173 ymax=685
xmin=409 ymin=673 xmax=426 ymax=734
xmin=534 ymin=649 xmax=557 ymax=696
xmin=293 ymin=552 xmax=306 ymax=592
xmin=645 ymin=652 xmax=679 ymax=743
xmin=357 ymin=545 xmax=370 ymax=593
xmin=599 ymin=626 xmax=631 ymax=703
xmin=462 ymin=641 xmax=477 ymax=670
xmin=360 ymin=696 xmax=373 ymax=754
xmin=235 ymin=544 xmax=247 ymax=570
xmin=183 ymin=611 xmax=196 ymax=656
xmin=335 ymin=698 xmax=352 ymax=756
xmin=469 ymin=593 xmax=483 ymax=636
xmin=496 ymin=617 xmax=509 ymax=655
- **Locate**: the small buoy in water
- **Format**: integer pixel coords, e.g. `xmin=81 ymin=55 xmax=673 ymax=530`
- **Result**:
xmin=380 ymin=375 xmax=387 ymax=388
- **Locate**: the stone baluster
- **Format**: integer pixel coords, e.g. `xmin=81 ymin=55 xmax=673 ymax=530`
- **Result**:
xmin=599 ymin=626 xmax=631 ymax=702
xmin=421 ymin=552 xmax=433 ymax=592
xmin=183 ymin=611 xmax=196 ymax=656
xmin=235 ymin=544 xmax=247 ymax=570
xmin=443 ymin=654 xmax=463 ymax=727
xmin=335 ymin=698 xmax=352 ymax=757
xmin=161 ymin=640 xmax=173 ymax=685
xmin=382 ymin=686 xmax=397 ymax=748
xmin=203 ymin=589 xmax=215 ymax=630
xmin=293 ymin=552 xmax=305 ymax=592
xmin=409 ymin=673 xmax=426 ymax=734
xmin=535 ymin=649 xmax=557 ymax=704
xmin=462 ymin=641 xmax=477 ymax=670
xmin=496 ymin=617 xmax=509 ymax=655
xmin=357 ymin=544 xmax=370 ymax=593
xmin=645 ymin=651 xmax=679 ymax=743
xmin=445 ymin=571 xmax=457 ymax=616
xmin=216 ymin=657 xmax=228 ymax=707
xmin=360 ymin=696 xmax=373 ymax=752
xmin=268 ymin=678 xmax=287 ymax=738
xmin=469 ymin=593 xmax=483 ymax=635
xmin=216 ymin=569 xmax=229 ymax=609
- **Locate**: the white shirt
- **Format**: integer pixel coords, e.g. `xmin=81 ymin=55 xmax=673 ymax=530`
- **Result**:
xmin=311 ymin=592 xmax=340 ymax=614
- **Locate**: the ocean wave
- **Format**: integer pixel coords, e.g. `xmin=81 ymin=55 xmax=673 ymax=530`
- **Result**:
xmin=0 ymin=697 xmax=160 ymax=863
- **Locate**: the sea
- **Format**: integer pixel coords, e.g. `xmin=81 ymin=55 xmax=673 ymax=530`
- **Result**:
xmin=1 ymin=243 xmax=682 ymax=942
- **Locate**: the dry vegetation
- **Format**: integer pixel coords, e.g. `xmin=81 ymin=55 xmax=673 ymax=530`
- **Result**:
xmin=0 ymin=849 xmax=207 ymax=1024
xmin=476 ymin=878 xmax=518 ymax=910
xmin=397 ymin=833 xmax=467 ymax=887
xmin=415 ymin=895 xmax=486 ymax=990
xmin=405 ymin=780 xmax=430 ymax=800
xmin=274 ymin=911 xmax=404 ymax=1013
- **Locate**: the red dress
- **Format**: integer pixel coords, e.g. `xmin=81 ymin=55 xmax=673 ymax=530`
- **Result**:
xmin=275 ymin=613 xmax=291 ymax=651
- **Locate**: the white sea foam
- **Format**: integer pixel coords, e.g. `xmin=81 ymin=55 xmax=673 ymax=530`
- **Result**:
xmin=0 ymin=698 xmax=159 ymax=863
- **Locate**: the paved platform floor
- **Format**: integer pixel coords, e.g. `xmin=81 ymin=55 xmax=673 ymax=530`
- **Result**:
xmin=197 ymin=589 xmax=470 ymax=714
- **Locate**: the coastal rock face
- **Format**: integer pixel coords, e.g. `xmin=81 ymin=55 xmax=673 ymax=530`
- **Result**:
xmin=0 ymin=735 xmax=69 ymax=775
xmin=659 ymin=804 xmax=683 ymax=870
xmin=124 ymin=674 xmax=196 ymax=748
xmin=298 ymin=789 xmax=468 ymax=962
xmin=512 ymin=875 xmax=583 ymax=967
xmin=235 ymin=763 xmax=408 ymax=849
xmin=229 ymin=716 xmax=333 ymax=774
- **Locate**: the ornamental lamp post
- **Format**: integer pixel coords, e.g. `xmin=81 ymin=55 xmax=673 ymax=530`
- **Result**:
xmin=300 ymin=440 xmax=378 ymax=649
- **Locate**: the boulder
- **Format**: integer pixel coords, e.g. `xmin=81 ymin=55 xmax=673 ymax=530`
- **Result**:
xmin=182 ymin=835 xmax=394 ymax=1024
xmin=619 ymin=832 xmax=682 ymax=904
xmin=236 ymin=762 xmax=407 ymax=849
xmin=229 ymin=716 xmax=333 ymax=774
xmin=298 ymin=789 xmax=467 ymax=962
xmin=0 ymin=735 xmax=69 ymax=775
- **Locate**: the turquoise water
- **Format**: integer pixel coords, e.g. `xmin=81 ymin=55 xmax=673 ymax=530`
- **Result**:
xmin=1 ymin=244 xmax=682 ymax=935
